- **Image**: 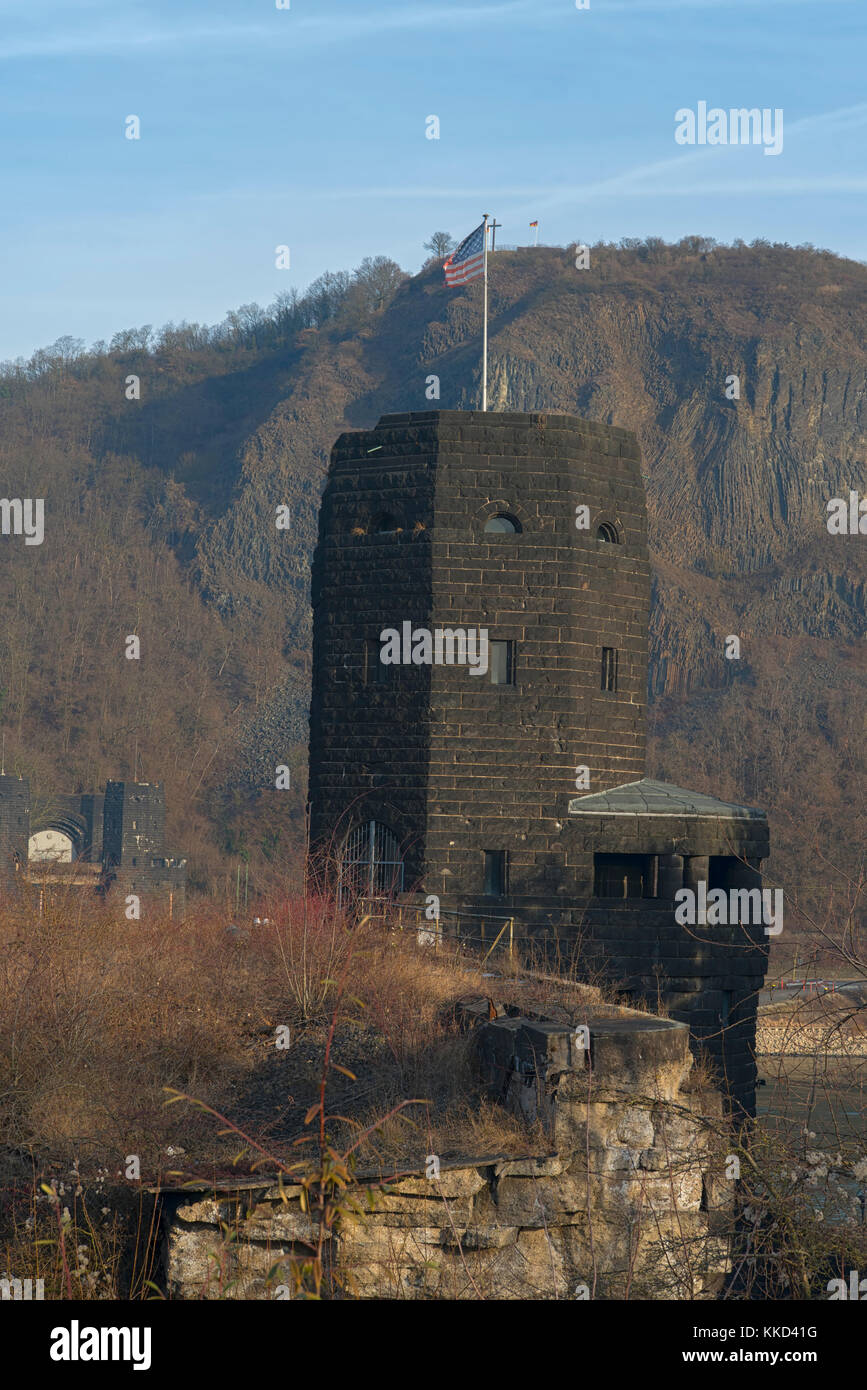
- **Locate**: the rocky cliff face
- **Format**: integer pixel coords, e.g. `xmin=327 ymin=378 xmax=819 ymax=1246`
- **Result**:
xmin=196 ymin=242 xmax=867 ymax=682
xmin=2 ymin=241 xmax=863 ymax=902
xmin=190 ymin=242 xmax=866 ymax=904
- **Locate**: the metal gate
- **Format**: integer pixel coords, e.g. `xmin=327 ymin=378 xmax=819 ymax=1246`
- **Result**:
xmin=338 ymin=820 xmax=404 ymax=905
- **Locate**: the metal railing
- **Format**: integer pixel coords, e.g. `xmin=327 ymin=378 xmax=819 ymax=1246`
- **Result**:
xmin=358 ymin=897 xmax=515 ymax=963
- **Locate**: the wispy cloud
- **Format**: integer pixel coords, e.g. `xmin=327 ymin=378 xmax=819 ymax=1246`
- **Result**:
xmin=579 ymin=175 xmax=867 ymax=197
xmin=253 ymin=102 xmax=867 ymax=214
xmin=0 ymin=1 xmax=542 ymax=62
xmin=301 ymin=175 xmax=867 ymax=203
xmin=2 ymin=0 xmax=857 ymax=63
xmin=787 ymin=101 xmax=867 ymax=136
xmin=588 ymin=0 xmax=858 ymax=10
xmin=520 ymin=102 xmax=867 ymax=216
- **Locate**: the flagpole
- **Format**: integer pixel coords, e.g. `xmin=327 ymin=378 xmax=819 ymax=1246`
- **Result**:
xmin=481 ymin=212 xmax=489 ymax=412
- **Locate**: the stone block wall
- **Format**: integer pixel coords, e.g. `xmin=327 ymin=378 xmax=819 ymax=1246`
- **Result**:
xmin=103 ymin=781 xmax=167 ymax=867
xmin=159 ymin=1010 xmax=732 ymax=1300
xmin=426 ymin=411 xmax=649 ymax=900
xmin=307 ymin=409 xmax=770 ymax=1116
xmin=560 ymin=808 xmax=771 ymax=1113
xmin=105 ymin=862 xmax=187 ymax=919
xmin=308 ymin=417 xmax=438 ymax=882
xmin=0 ymin=775 xmax=29 ymax=896
xmin=0 ymin=775 xmax=185 ymax=916
xmin=308 ymin=410 xmax=649 ymax=894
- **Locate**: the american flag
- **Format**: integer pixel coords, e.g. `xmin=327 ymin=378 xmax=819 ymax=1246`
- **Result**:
xmin=443 ymin=221 xmax=486 ymax=286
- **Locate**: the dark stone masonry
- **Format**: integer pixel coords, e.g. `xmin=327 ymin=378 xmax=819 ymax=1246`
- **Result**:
xmin=0 ymin=774 xmax=29 ymax=897
xmin=308 ymin=410 xmax=770 ymax=1113
xmin=0 ymin=776 xmax=186 ymax=917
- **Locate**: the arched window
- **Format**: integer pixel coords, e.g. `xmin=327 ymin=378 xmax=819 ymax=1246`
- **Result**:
xmin=28 ymin=829 xmax=76 ymax=864
xmin=339 ymin=820 xmax=404 ymax=902
xmin=596 ymin=522 xmax=620 ymax=544
xmin=28 ymin=812 xmax=85 ymax=863
xmin=484 ymin=513 xmax=522 ymax=535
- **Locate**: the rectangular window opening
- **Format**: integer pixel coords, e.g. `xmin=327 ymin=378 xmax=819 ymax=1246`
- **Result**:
xmin=484 ymin=850 xmax=508 ymax=897
xmin=720 ymin=990 xmax=734 ymax=1029
xmin=708 ymin=855 xmax=756 ymax=891
xmin=593 ymin=853 xmax=658 ymax=899
xmin=490 ymin=640 xmax=515 ymax=686
xmin=601 ymin=647 xmax=618 ymax=692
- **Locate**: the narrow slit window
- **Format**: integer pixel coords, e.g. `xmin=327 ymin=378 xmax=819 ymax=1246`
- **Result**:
xmin=721 ymin=990 xmax=734 ymax=1029
xmin=601 ymin=647 xmax=618 ymax=692
xmin=484 ymin=850 xmax=508 ymax=897
xmin=490 ymin=640 xmax=515 ymax=686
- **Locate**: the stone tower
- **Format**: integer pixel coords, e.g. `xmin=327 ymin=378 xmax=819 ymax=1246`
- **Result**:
xmin=308 ymin=410 xmax=770 ymax=1112
xmin=103 ymin=780 xmax=167 ymax=866
xmin=102 ymin=780 xmax=186 ymax=916
xmin=309 ymin=410 xmax=648 ymax=891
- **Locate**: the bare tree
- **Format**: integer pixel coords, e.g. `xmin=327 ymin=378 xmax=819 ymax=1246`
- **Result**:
xmin=423 ymin=232 xmax=456 ymax=260
xmin=350 ymin=256 xmax=408 ymax=314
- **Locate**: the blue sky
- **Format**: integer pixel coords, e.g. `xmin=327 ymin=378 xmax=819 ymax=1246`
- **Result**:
xmin=1 ymin=0 xmax=865 ymax=360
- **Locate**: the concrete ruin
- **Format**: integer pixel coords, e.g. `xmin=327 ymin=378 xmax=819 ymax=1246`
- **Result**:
xmin=0 ymin=774 xmax=186 ymax=917
xmin=159 ymin=1001 xmax=732 ymax=1300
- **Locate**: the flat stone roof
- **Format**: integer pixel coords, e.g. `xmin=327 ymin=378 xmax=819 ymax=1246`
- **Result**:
xmin=373 ymin=410 xmax=636 ymax=437
xmin=568 ymin=777 xmax=766 ymax=820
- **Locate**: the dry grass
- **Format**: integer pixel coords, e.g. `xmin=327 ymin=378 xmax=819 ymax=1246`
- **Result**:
xmin=0 ymin=894 xmax=279 ymax=1170
xmin=0 ymin=892 xmax=609 ymax=1296
xmin=0 ymin=892 xmax=609 ymax=1182
xmin=0 ymin=1177 xmax=160 ymax=1301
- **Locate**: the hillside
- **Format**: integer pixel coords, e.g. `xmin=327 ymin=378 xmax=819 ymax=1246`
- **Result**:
xmin=0 ymin=237 xmax=864 ymax=929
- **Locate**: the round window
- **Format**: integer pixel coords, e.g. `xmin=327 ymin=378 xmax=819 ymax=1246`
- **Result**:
xmin=484 ymin=514 xmax=522 ymax=535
